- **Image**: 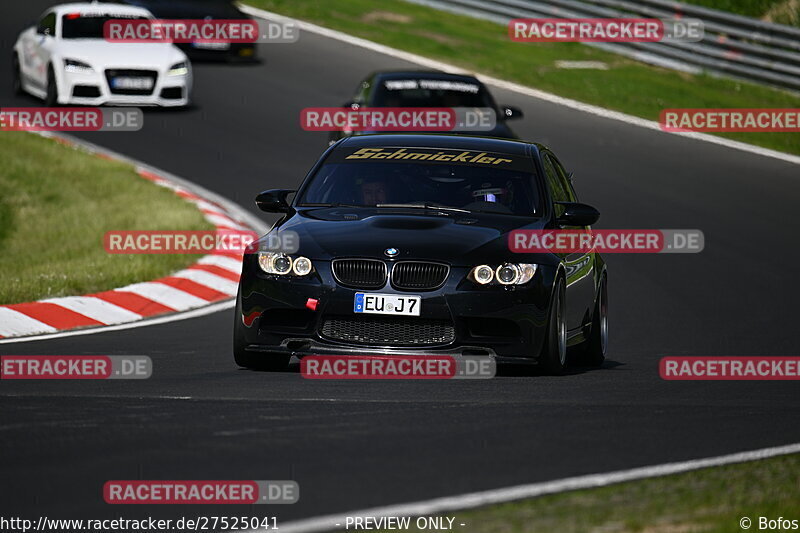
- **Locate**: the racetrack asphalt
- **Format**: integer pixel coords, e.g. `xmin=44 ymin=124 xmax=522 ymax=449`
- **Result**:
xmin=2 ymin=1 xmax=800 ymax=525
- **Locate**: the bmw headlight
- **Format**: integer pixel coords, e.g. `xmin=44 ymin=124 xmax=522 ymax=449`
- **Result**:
xmin=469 ymin=264 xmax=494 ymax=285
xmin=518 ymin=263 xmax=537 ymax=284
xmin=258 ymin=252 xmax=313 ymax=276
xmin=292 ymin=256 xmax=313 ymax=276
xmin=496 ymin=264 xmax=520 ymax=285
xmin=64 ymin=59 xmax=94 ymax=74
xmin=168 ymin=61 xmax=189 ymax=76
xmin=468 ymin=263 xmax=536 ymax=286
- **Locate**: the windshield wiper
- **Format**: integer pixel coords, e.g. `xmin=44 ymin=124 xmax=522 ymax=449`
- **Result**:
xmin=299 ymin=202 xmax=362 ymax=208
xmin=375 ymin=203 xmax=471 ymax=213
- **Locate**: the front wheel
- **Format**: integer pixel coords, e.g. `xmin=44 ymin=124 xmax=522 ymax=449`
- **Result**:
xmin=44 ymin=65 xmax=59 ymax=106
xmin=539 ymin=277 xmax=567 ymax=375
xmin=12 ymin=54 xmax=24 ymax=95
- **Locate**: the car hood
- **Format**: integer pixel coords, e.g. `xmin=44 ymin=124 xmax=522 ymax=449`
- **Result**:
xmin=57 ymin=40 xmax=186 ymax=69
xmin=267 ymin=209 xmax=546 ymax=266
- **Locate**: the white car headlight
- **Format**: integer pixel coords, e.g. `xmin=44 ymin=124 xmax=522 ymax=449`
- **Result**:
xmin=292 ymin=256 xmax=313 ymax=276
xmin=469 ymin=263 xmax=536 ymax=286
xmin=496 ymin=264 xmax=521 ymax=285
xmin=517 ymin=263 xmax=537 ymax=284
xmin=168 ymin=61 xmax=189 ymax=76
xmin=258 ymin=252 xmax=313 ymax=276
xmin=64 ymin=59 xmax=94 ymax=74
xmin=469 ymin=265 xmax=494 ymax=285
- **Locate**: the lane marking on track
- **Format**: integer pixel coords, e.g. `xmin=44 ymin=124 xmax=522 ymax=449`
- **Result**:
xmin=0 ymin=394 xmax=532 ymax=403
xmin=244 ymin=442 xmax=800 ymax=533
xmin=241 ymin=5 xmax=800 ymax=166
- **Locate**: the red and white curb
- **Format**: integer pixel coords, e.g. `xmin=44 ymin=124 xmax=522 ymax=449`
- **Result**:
xmin=0 ymin=133 xmax=268 ymax=341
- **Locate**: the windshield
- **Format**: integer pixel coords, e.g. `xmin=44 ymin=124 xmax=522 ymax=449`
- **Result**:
xmin=372 ymin=78 xmax=495 ymax=108
xmin=298 ymin=147 xmax=540 ymax=216
xmin=61 ymin=14 xmax=149 ymax=39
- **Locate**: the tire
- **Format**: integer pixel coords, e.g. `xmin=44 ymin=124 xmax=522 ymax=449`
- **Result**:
xmin=539 ymin=277 xmax=567 ymax=375
xmin=580 ymin=275 xmax=608 ymax=367
xmin=233 ymin=288 xmax=289 ymax=371
xmin=12 ymin=54 xmax=23 ymax=95
xmin=44 ymin=65 xmax=59 ymax=107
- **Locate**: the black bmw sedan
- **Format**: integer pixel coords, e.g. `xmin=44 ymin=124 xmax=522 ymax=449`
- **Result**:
xmin=234 ymin=134 xmax=608 ymax=375
xmin=329 ymin=71 xmax=523 ymax=143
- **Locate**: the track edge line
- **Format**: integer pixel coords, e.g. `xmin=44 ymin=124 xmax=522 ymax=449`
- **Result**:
xmin=261 ymin=442 xmax=800 ymax=533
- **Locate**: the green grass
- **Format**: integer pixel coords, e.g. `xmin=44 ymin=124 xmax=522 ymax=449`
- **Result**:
xmin=683 ymin=0 xmax=783 ymax=18
xmin=681 ymin=0 xmax=799 ymax=26
xmin=248 ymin=0 xmax=800 ymax=155
xmin=0 ymin=132 xmax=214 ymax=305
xmin=366 ymin=454 xmax=800 ymax=533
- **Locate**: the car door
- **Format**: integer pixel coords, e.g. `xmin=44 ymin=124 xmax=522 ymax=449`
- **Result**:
xmin=25 ymin=11 xmax=57 ymax=91
xmin=543 ymin=152 xmax=595 ymax=333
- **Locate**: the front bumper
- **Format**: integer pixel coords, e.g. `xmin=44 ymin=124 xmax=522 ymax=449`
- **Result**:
xmin=237 ymin=255 xmax=556 ymax=362
xmin=58 ymin=67 xmax=191 ymax=107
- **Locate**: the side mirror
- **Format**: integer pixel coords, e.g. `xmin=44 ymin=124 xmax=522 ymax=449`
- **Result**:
xmin=501 ymin=105 xmax=523 ymax=120
xmin=555 ymin=202 xmax=599 ymax=227
xmin=255 ymin=189 xmax=295 ymax=213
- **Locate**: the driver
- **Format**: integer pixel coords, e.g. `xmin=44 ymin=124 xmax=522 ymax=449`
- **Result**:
xmin=360 ymin=177 xmax=389 ymax=205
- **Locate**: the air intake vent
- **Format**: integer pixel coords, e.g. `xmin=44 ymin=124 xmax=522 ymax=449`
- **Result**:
xmin=321 ymin=316 xmax=455 ymax=346
xmin=391 ymin=262 xmax=449 ymax=290
xmin=332 ymin=259 xmax=386 ymax=289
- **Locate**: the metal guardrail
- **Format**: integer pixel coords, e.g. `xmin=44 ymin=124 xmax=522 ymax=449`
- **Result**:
xmin=406 ymin=0 xmax=800 ymax=92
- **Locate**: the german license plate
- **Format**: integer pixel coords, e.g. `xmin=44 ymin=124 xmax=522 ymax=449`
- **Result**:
xmin=112 ymin=77 xmax=153 ymax=90
xmin=193 ymin=41 xmax=231 ymax=50
xmin=354 ymin=293 xmax=421 ymax=316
